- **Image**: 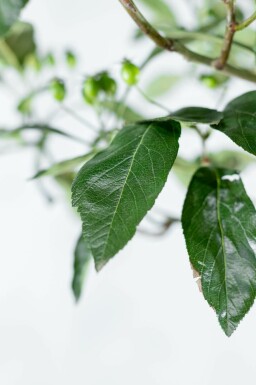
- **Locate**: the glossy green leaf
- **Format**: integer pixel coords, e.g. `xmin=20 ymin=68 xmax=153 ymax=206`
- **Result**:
xmin=170 ymin=107 xmax=223 ymax=124
xmin=72 ymin=119 xmax=181 ymax=271
xmin=213 ymin=91 xmax=256 ymax=156
xmin=182 ymin=167 xmax=256 ymax=336
xmin=0 ymin=0 xmax=29 ymax=36
xmin=72 ymin=234 xmax=91 ymax=301
xmin=32 ymin=153 xmax=96 ymax=179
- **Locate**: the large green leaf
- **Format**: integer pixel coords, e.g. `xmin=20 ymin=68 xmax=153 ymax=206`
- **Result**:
xmin=0 ymin=0 xmax=29 ymax=36
xmin=213 ymin=91 xmax=256 ymax=156
xmin=182 ymin=167 xmax=256 ymax=336
xmin=170 ymin=107 xmax=223 ymax=124
xmin=72 ymin=234 xmax=91 ymax=301
xmin=72 ymin=119 xmax=181 ymax=271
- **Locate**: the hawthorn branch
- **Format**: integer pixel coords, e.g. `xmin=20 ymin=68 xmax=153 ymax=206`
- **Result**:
xmin=119 ymin=0 xmax=174 ymax=50
xmin=118 ymin=0 xmax=256 ymax=83
xmin=213 ymin=0 xmax=236 ymax=70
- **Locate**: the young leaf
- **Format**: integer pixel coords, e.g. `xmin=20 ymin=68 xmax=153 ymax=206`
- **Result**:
xmin=0 ymin=0 xmax=29 ymax=36
xmin=145 ymin=74 xmax=180 ymax=98
xmin=101 ymin=100 xmax=143 ymax=122
xmin=213 ymin=91 xmax=256 ymax=156
xmin=72 ymin=234 xmax=91 ymax=301
xmin=31 ymin=153 xmax=96 ymax=179
xmin=170 ymin=107 xmax=223 ymax=124
xmin=2 ymin=124 xmax=87 ymax=144
xmin=72 ymin=119 xmax=181 ymax=271
xmin=182 ymin=167 xmax=256 ymax=336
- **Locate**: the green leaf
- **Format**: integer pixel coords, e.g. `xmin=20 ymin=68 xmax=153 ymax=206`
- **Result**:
xmin=170 ymin=107 xmax=223 ymax=124
xmin=72 ymin=119 xmax=181 ymax=271
xmin=213 ymin=91 xmax=256 ymax=156
xmin=0 ymin=0 xmax=29 ymax=36
xmin=32 ymin=153 xmax=96 ymax=179
xmin=0 ymin=21 xmax=35 ymax=67
xmin=72 ymin=234 xmax=91 ymax=301
xmin=145 ymin=74 xmax=180 ymax=98
xmin=182 ymin=167 xmax=256 ymax=336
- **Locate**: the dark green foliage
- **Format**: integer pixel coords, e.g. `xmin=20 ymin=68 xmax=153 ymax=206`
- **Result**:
xmin=1 ymin=0 xmax=256 ymax=337
xmin=170 ymin=107 xmax=223 ymax=124
xmin=182 ymin=167 xmax=256 ymax=336
xmin=213 ymin=91 xmax=256 ymax=156
xmin=72 ymin=119 xmax=181 ymax=271
xmin=0 ymin=0 xmax=29 ymax=36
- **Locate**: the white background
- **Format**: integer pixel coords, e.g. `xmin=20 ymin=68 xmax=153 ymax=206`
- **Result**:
xmin=0 ymin=1 xmax=256 ymax=384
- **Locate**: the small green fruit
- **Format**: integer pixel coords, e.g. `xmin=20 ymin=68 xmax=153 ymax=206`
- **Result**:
xmin=121 ymin=60 xmax=140 ymax=86
xmin=82 ymin=77 xmax=100 ymax=104
xmin=50 ymin=78 xmax=66 ymax=102
xmin=99 ymin=72 xmax=117 ymax=96
xmin=44 ymin=53 xmax=55 ymax=66
xmin=66 ymin=51 xmax=77 ymax=68
xmin=200 ymin=74 xmax=228 ymax=89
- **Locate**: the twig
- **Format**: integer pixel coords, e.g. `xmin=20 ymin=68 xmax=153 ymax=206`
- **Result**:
xmin=61 ymin=105 xmax=98 ymax=132
xmin=213 ymin=0 xmax=236 ymax=70
xmin=235 ymin=11 xmax=256 ymax=31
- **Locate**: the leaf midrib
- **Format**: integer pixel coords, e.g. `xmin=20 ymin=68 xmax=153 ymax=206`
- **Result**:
xmin=215 ymin=169 xmax=229 ymax=329
xmin=101 ymin=124 xmax=152 ymax=260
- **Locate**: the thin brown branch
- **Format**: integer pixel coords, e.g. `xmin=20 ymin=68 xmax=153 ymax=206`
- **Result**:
xmin=119 ymin=0 xmax=174 ymax=50
xmin=213 ymin=0 xmax=236 ymax=70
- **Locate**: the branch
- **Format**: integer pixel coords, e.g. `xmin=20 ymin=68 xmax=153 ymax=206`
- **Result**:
xmin=119 ymin=0 xmax=174 ymax=50
xmin=213 ymin=0 xmax=236 ymax=70
xmin=235 ymin=11 xmax=256 ymax=31
xmin=118 ymin=0 xmax=256 ymax=83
